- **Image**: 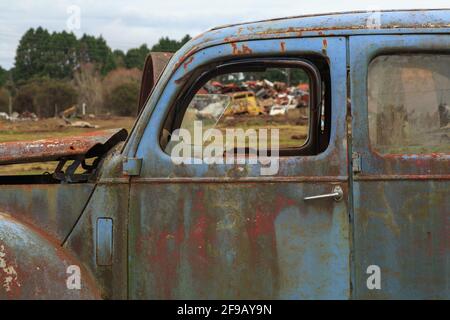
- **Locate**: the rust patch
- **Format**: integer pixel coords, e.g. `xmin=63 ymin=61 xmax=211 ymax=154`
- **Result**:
xmin=322 ymin=39 xmax=328 ymax=54
xmin=280 ymin=41 xmax=286 ymax=53
xmin=173 ymin=45 xmax=199 ymax=70
xmin=247 ymin=195 xmax=296 ymax=240
xmin=174 ymin=72 xmax=192 ymax=85
xmin=183 ymin=56 xmax=194 ymax=71
xmin=0 ymin=128 xmax=127 ymax=165
xmin=231 ymin=43 xmax=253 ymax=55
xmin=0 ymin=243 xmax=21 ymax=296
xmin=148 ymin=225 xmax=184 ymax=299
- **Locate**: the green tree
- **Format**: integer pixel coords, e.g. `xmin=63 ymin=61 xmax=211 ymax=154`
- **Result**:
xmin=0 ymin=87 xmax=10 ymax=113
xmin=13 ymin=28 xmax=81 ymax=81
xmin=78 ymin=34 xmax=116 ymax=75
xmin=113 ymin=49 xmax=126 ymax=68
xmin=45 ymin=31 xmax=79 ymax=79
xmin=0 ymin=66 xmax=8 ymax=87
xmin=104 ymin=82 xmax=139 ymax=116
xmin=13 ymin=27 xmax=51 ymax=81
xmin=151 ymin=34 xmax=191 ymax=52
xmin=13 ymin=28 xmax=118 ymax=82
xmin=125 ymin=44 xmax=150 ymax=70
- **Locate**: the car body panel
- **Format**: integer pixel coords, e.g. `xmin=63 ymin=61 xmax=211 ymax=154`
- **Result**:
xmin=128 ymin=36 xmax=351 ymax=299
xmin=349 ymin=34 xmax=450 ymax=299
xmin=0 ymin=212 xmax=101 ymax=299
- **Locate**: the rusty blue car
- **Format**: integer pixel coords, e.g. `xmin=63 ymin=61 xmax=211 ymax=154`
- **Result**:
xmin=0 ymin=9 xmax=448 ymax=299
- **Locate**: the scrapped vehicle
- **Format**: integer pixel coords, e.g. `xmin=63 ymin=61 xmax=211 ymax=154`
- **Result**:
xmin=269 ymin=105 xmax=286 ymax=116
xmin=0 ymin=9 xmax=449 ymax=299
xmin=223 ymin=91 xmax=263 ymax=116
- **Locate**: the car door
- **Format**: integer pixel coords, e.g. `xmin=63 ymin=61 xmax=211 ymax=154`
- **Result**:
xmin=127 ymin=36 xmax=350 ymax=299
xmin=350 ymin=35 xmax=450 ymax=299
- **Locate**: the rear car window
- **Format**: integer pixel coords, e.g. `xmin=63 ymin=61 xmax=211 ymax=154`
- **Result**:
xmin=368 ymin=54 xmax=450 ymax=154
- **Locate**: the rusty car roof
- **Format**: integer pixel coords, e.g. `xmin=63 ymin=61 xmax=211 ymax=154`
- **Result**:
xmin=176 ymin=9 xmax=450 ymax=61
xmin=210 ymin=9 xmax=450 ymax=32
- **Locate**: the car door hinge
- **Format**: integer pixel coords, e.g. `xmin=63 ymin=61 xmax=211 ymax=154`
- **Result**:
xmin=352 ymin=152 xmax=362 ymax=174
xmin=122 ymin=157 xmax=142 ymax=176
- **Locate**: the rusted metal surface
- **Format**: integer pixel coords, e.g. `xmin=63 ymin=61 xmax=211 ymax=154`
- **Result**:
xmin=0 ymin=212 xmax=101 ymax=299
xmin=0 ymin=184 xmax=94 ymax=243
xmin=138 ymin=52 xmax=174 ymax=113
xmin=210 ymin=9 xmax=450 ymax=32
xmin=127 ymin=36 xmax=351 ymax=299
xmin=129 ymin=183 xmax=350 ymax=299
xmin=0 ymin=128 xmax=127 ymax=165
xmin=353 ymin=181 xmax=449 ymax=299
xmin=64 ymin=183 xmax=129 ymax=299
xmin=350 ymin=35 xmax=450 ymax=298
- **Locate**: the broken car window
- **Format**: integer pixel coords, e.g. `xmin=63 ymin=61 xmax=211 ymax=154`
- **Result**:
xmin=368 ymin=54 xmax=450 ymax=154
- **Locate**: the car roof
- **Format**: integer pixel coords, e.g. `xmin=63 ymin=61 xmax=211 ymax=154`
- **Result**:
xmin=210 ymin=9 xmax=450 ymax=32
xmin=173 ymin=9 xmax=450 ymax=67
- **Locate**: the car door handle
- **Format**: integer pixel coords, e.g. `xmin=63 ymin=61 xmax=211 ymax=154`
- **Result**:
xmin=304 ymin=186 xmax=343 ymax=202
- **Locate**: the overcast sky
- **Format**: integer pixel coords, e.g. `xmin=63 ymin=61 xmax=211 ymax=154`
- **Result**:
xmin=0 ymin=0 xmax=448 ymax=69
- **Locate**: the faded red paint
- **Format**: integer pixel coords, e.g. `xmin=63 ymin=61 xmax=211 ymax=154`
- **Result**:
xmin=193 ymin=190 xmax=206 ymax=212
xmin=143 ymin=214 xmax=216 ymax=298
xmin=190 ymin=215 xmax=209 ymax=260
xmin=189 ymin=192 xmax=214 ymax=275
xmin=187 ymin=214 xmax=216 ymax=288
xmin=247 ymin=196 xmax=296 ymax=239
xmin=148 ymin=225 xmax=185 ymax=299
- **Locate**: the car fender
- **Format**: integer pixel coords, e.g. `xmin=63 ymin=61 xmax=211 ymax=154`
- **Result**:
xmin=0 ymin=212 xmax=101 ymax=299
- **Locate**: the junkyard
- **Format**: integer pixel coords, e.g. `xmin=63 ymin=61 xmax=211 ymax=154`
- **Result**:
xmin=0 ymin=1 xmax=448 ymax=310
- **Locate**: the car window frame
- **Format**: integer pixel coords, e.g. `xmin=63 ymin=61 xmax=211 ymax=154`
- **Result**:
xmin=366 ymin=52 xmax=450 ymax=156
xmin=161 ymin=57 xmax=324 ymax=157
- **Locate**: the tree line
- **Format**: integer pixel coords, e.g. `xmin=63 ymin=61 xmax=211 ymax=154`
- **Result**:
xmin=0 ymin=28 xmax=191 ymax=118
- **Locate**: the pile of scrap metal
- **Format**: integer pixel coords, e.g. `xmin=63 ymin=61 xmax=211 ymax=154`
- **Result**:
xmin=201 ymin=79 xmax=310 ymax=117
xmin=0 ymin=111 xmax=38 ymax=121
